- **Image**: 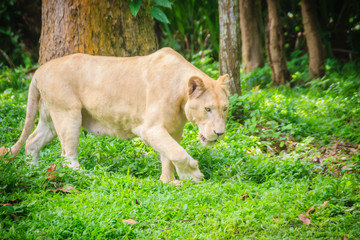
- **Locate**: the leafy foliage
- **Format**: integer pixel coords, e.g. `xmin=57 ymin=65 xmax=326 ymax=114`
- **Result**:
xmin=129 ymin=0 xmax=142 ymax=17
xmin=157 ymin=0 xmax=219 ymax=59
xmin=129 ymin=0 xmax=171 ymax=23
xmin=0 ymin=0 xmax=39 ymax=68
xmin=0 ymin=55 xmax=359 ymax=238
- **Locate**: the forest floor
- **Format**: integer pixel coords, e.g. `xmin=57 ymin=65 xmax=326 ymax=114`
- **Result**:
xmin=1 ymin=57 xmax=359 ymax=239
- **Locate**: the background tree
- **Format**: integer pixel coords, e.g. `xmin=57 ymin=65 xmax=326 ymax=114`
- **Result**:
xmin=301 ymin=0 xmax=325 ymax=79
xmin=240 ymin=0 xmax=264 ymax=74
xmin=39 ymin=0 xmax=158 ymax=64
xmin=265 ymin=0 xmax=290 ymax=85
xmin=218 ymin=0 xmax=241 ymax=96
xmin=0 ymin=0 xmax=41 ymax=67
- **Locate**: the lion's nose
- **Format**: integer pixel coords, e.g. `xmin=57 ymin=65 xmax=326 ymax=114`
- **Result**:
xmin=214 ymin=130 xmax=225 ymax=136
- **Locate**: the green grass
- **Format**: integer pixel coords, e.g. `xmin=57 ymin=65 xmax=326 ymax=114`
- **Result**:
xmin=1 ymin=58 xmax=360 ymax=239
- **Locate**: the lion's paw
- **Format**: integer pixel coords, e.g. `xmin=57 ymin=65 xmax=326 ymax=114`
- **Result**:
xmin=177 ymin=159 xmax=204 ymax=183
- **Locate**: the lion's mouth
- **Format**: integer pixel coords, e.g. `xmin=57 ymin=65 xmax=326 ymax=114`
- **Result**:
xmin=199 ymin=134 xmax=217 ymax=145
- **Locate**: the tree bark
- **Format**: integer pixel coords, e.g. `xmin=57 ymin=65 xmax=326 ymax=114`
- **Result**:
xmin=218 ymin=0 xmax=241 ymax=96
xmin=240 ymin=0 xmax=264 ymax=74
xmin=301 ymin=0 xmax=325 ymax=79
xmin=265 ymin=0 xmax=290 ymax=86
xmin=39 ymin=0 xmax=158 ymax=65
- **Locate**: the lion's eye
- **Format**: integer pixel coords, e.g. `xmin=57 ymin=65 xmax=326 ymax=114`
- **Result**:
xmin=223 ymin=107 xmax=228 ymax=112
xmin=205 ymin=107 xmax=211 ymax=112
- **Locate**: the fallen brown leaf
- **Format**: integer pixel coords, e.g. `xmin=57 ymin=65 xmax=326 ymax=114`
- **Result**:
xmin=135 ymin=199 xmax=140 ymax=205
xmin=298 ymin=214 xmax=311 ymax=226
xmin=46 ymin=164 xmax=57 ymax=180
xmin=36 ymin=231 xmax=48 ymax=235
xmin=339 ymin=233 xmax=348 ymax=240
xmin=306 ymin=206 xmax=316 ymax=216
xmin=241 ymin=194 xmax=249 ymax=201
xmin=311 ymin=157 xmax=320 ymax=163
xmin=273 ymin=217 xmax=279 ymax=222
xmin=8 ymin=199 xmax=22 ymax=204
xmin=122 ymin=219 xmax=137 ymax=224
xmin=0 ymin=199 xmax=23 ymax=207
xmin=1 ymin=203 xmax=12 ymax=207
xmin=61 ymin=185 xmax=79 ymax=193
xmin=50 ymin=184 xmax=79 ymax=193
xmin=319 ymin=200 xmax=329 ymax=209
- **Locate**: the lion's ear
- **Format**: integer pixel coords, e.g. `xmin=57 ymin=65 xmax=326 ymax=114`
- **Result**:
xmin=188 ymin=76 xmax=205 ymax=99
xmin=218 ymin=74 xmax=230 ymax=97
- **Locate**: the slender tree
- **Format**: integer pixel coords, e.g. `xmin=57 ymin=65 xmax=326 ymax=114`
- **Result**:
xmin=39 ymin=0 xmax=158 ymax=64
xmin=218 ymin=0 xmax=241 ymax=96
xmin=265 ymin=0 xmax=290 ymax=85
xmin=240 ymin=0 xmax=264 ymax=73
xmin=301 ymin=0 xmax=325 ymax=79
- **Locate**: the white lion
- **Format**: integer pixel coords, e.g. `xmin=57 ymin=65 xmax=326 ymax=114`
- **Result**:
xmin=5 ymin=48 xmax=230 ymax=183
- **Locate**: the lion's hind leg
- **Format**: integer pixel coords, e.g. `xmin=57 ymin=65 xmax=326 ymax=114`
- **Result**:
xmin=25 ymin=118 xmax=56 ymax=165
xmin=50 ymin=108 xmax=82 ymax=169
xmin=25 ymin=102 xmax=56 ymax=165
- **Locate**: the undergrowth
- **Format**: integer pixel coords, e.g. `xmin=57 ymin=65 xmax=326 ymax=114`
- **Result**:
xmin=0 ymin=55 xmax=359 ymax=239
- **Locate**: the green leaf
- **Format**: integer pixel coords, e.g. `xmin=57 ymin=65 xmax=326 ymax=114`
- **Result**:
xmin=150 ymin=7 xmax=170 ymax=24
xmin=129 ymin=0 xmax=142 ymax=17
xmin=153 ymin=0 xmax=172 ymax=8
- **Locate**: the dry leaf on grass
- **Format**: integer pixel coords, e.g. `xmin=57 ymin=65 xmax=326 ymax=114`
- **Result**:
xmin=311 ymin=157 xmax=321 ymax=163
xmin=46 ymin=164 xmax=57 ymax=180
xmin=0 ymin=202 xmax=21 ymax=219
xmin=298 ymin=214 xmax=311 ymax=226
xmin=1 ymin=203 xmax=12 ymax=207
xmin=273 ymin=217 xmax=279 ymax=222
xmin=241 ymin=194 xmax=249 ymax=201
xmin=1 ymin=199 xmax=23 ymax=206
xmin=50 ymin=184 xmax=79 ymax=193
xmin=339 ymin=233 xmax=348 ymax=240
xmin=306 ymin=206 xmax=316 ymax=216
xmin=122 ymin=219 xmax=137 ymax=224
xmin=319 ymin=200 xmax=329 ymax=209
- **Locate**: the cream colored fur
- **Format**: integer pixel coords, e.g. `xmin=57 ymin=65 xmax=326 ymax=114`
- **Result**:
xmin=7 ymin=48 xmax=230 ymax=183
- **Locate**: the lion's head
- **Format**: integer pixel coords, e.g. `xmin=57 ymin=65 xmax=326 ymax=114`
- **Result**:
xmin=184 ymin=74 xmax=230 ymax=146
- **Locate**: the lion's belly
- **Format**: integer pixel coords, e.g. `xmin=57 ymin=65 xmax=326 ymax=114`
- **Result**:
xmin=81 ymin=108 xmax=139 ymax=140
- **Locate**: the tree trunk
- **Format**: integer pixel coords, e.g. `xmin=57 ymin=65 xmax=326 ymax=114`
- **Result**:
xmin=39 ymin=0 xmax=158 ymax=65
xmin=240 ymin=0 xmax=264 ymax=74
xmin=265 ymin=0 xmax=290 ymax=85
xmin=301 ymin=0 xmax=325 ymax=79
xmin=218 ymin=0 xmax=241 ymax=96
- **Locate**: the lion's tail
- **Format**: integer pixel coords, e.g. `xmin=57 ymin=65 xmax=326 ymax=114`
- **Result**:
xmin=7 ymin=77 xmax=40 ymax=156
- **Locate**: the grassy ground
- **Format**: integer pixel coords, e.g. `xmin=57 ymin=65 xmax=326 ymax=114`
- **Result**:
xmin=0 ymin=57 xmax=359 ymax=239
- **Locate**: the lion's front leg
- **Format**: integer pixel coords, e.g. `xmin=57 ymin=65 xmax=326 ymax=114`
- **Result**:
xmin=141 ymin=126 xmax=204 ymax=183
